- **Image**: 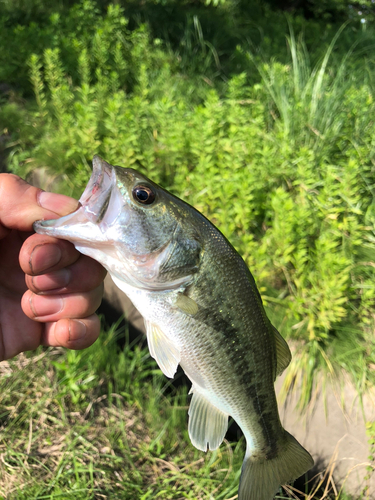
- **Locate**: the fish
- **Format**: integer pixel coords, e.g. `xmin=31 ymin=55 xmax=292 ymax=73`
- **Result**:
xmin=34 ymin=155 xmax=313 ymax=500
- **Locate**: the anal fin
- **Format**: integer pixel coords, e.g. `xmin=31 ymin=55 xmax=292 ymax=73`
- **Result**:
xmin=188 ymin=388 xmax=228 ymax=452
xmin=145 ymin=320 xmax=180 ymax=378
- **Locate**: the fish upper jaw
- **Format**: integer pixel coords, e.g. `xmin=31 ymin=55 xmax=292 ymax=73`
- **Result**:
xmin=33 ymin=155 xmax=118 ymax=243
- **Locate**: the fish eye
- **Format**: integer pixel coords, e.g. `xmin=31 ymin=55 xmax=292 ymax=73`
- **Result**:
xmin=132 ymin=185 xmax=156 ymax=205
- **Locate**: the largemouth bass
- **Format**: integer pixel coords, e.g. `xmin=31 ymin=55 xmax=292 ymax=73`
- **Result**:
xmin=34 ymin=156 xmax=313 ymax=500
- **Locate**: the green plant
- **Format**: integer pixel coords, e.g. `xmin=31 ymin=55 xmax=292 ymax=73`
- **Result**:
xmin=2 ymin=2 xmax=375 ymax=410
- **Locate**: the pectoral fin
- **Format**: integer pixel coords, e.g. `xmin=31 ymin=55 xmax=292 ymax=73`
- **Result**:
xmin=175 ymin=293 xmax=199 ymax=316
xmin=188 ymin=388 xmax=228 ymax=452
xmin=145 ymin=320 xmax=180 ymax=378
xmin=273 ymin=326 xmax=292 ymax=378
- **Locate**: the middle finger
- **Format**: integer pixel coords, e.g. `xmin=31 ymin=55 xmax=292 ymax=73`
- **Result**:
xmin=21 ymin=284 xmax=104 ymax=322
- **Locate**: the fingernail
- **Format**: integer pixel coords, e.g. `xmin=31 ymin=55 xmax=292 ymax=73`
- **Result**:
xmin=29 ymin=244 xmax=62 ymax=274
xmin=68 ymin=319 xmax=87 ymax=342
xmin=29 ymin=294 xmax=64 ymax=318
xmin=38 ymin=191 xmax=79 ymax=216
xmin=31 ymin=269 xmax=71 ymax=291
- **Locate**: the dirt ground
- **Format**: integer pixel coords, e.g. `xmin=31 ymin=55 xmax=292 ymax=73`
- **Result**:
xmin=276 ymin=373 xmax=375 ymax=497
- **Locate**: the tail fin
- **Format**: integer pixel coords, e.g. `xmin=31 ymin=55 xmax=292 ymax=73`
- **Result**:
xmin=238 ymin=431 xmax=314 ymax=500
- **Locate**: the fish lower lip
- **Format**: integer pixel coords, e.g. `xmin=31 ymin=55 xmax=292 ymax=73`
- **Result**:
xmin=33 ymin=205 xmax=95 ymax=234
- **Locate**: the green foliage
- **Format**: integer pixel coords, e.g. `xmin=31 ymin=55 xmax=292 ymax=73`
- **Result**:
xmin=0 ymin=0 xmax=167 ymax=95
xmin=1 ymin=0 xmax=375 ymax=404
xmin=1 ymin=0 xmax=365 ymax=98
xmin=2 ymin=9 xmax=375 ymax=402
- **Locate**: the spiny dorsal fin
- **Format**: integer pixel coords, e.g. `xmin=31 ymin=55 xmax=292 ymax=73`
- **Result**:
xmin=188 ymin=387 xmax=228 ymax=452
xmin=273 ymin=326 xmax=292 ymax=378
xmin=145 ymin=320 xmax=180 ymax=378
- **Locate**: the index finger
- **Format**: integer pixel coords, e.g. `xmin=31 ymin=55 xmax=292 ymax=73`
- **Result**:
xmin=0 ymin=174 xmax=79 ymax=232
xmin=19 ymin=233 xmax=81 ymax=276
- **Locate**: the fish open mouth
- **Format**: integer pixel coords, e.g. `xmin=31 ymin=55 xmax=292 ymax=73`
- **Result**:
xmin=78 ymin=156 xmax=115 ymax=223
xmin=33 ymin=156 xmax=116 ymax=240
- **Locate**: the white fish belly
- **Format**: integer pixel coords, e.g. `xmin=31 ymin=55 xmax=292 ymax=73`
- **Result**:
xmin=115 ymin=280 xmax=280 ymax=456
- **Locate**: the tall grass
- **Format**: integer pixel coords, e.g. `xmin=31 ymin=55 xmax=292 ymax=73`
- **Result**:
xmin=0 ymin=326 xmax=239 ymax=499
xmin=249 ymin=24 xmax=353 ymax=156
xmin=0 ymin=328 xmax=360 ymax=499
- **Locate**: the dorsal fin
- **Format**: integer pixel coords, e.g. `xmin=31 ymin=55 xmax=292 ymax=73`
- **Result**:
xmin=272 ymin=326 xmax=292 ymax=378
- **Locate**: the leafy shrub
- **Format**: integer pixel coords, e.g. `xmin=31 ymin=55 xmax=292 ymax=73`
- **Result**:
xmin=1 ymin=0 xmax=367 ymax=97
xmin=2 ymin=2 xmax=375 ymax=404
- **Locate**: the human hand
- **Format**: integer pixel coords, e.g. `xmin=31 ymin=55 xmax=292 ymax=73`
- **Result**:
xmin=0 ymin=174 xmax=107 ymax=361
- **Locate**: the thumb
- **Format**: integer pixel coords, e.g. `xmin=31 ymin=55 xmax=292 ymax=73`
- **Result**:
xmin=0 ymin=174 xmax=78 ymax=233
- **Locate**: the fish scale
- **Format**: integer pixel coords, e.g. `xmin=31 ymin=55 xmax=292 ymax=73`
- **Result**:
xmin=34 ymin=155 xmax=314 ymax=500
xmin=122 ymin=279 xmax=282 ymax=464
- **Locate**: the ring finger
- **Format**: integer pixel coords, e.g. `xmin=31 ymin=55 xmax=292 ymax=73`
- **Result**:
xmin=21 ymin=283 xmax=104 ymax=322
